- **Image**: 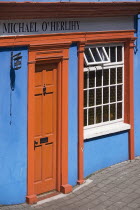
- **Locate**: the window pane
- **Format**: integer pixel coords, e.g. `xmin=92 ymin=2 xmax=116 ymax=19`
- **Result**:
xmin=110 ymin=86 xmax=116 ymax=103
xmin=84 ymin=90 xmax=87 ymax=107
xmin=96 ymin=70 xmax=102 ymax=87
xmin=89 ymin=89 xmax=94 ymax=107
xmin=117 ymin=85 xmax=122 ymax=101
xmin=105 ymin=47 xmax=109 ymax=56
xmin=96 ymin=88 xmax=102 ymax=105
xmin=117 ymin=67 xmax=122 ymax=83
xmin=91 ymin=48 xmax=100 ymax=62
xmin=110 ymin=104 xmax=116 ymax=121
xmin=88 ymin=108 xmax=94 ymax=125
xmin=85 ymin=48 xmax=93 ymax=62
xmin=96 ymin=106 xmax=102 ymax=124
xmin=89 ymin=71 xmax=95 ymax=88
xmin=84 ymin=72 xmax=87 ymax=89
xmin=103 ymin=69 xmax=109 ymax=86
xmin=98 ymin=47 xmax=107 ymax=61
xmin=117 ymin=103 xmax=122 ymax=119
xmin=103 ymin=87 xmax=109 ymax=104
xmin=117 ymin=46 xmax=122 ymax=62
xmin=110 ymin=47 xmax=116 ymax=62
xmin=84 ymin=109 xmax=87 ymax=126
xmin=103 ymin=105 xmax=109 ymax=122
xmin=110 ymin=68 xmax=116 ymax=85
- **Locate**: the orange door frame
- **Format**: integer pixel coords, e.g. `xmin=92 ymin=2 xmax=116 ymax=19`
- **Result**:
xmin=26 ymin=43 xmax=72 ymax=204
xmin=0 ymin=29 xmax=136 ymax=204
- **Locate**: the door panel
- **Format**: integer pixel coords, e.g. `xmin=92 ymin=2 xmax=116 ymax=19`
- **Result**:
xmin=43 ymin=93 xmax=53 ymax=135
xmin=34 ymin=146 xmax=42 ymax=182
xmin=34 ymin=63 xmax=57 ymax=195
xmin=35 ymin=95 xmax=42 ymax=137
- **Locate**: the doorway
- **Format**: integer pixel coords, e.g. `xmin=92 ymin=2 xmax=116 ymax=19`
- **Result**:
xmin=34 ymin=63 xmax=57 ymax=195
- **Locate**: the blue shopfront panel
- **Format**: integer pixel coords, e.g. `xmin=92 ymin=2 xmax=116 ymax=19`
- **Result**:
xmin=134 ymin=15 xmax=140 ymax=156
xmin=84 ymin=132 xmax=129 ymax=178
xmin=0 ymin=47 xmax=28 ymax=204
xmin=68 ymin=44 xmax=78 ymax=186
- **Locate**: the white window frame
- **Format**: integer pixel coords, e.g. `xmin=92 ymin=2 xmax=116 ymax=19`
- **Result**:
xmin=84 ymin=46 xmax=110 ymax=66
xmin=84 ymin=43 xmax=130 ymax=139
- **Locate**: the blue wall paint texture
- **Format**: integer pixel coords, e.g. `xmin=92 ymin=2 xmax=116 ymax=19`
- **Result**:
xmin=134 ymin=15 xmax=140 ymax=156
xmin=84 ymin=132 xmax=129 ymax=178
xmin=0 ymin=47 xmax=28 ymax=204
xmin=68 ymin=44 xmax=78 ymax=186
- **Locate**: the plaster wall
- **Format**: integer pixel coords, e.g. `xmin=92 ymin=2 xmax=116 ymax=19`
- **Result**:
xmin=84 ymin=132 xmax=129 ymax=178
xmin=68 ymin=44 xmax=78 ymax=186
xmin=134 ymin=15 xmax=140 ymax=156
xmin=0 ymin=47 xmax=28 ymax=204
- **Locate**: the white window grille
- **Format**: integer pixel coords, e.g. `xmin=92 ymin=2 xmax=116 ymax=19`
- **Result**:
xmin=84 ymin=44 xmax=124 ymax=129
xmin=84 ymin=46 xmax=110 ymax=66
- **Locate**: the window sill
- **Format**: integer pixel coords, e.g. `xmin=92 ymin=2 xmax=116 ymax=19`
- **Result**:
xmin=84 ymin=122 xmax=131 ymax=140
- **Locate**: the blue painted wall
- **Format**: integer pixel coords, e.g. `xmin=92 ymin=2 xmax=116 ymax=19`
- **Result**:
xmin=134 ymin=15 xmax=140 ymax=156
xmin=68 ymin=44 xmax=78 ymax=186
xmin=0 ymin=47 xmax=28 ymax=204
xmin=84 ymin=132 xmax=129 ymax=178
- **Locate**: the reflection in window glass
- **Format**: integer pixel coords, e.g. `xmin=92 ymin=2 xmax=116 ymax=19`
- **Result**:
xmin=103 ymin=87 xmax=109 ymax=104
xmin=110 ymin=47 xmax=116 ymax=62
xmin=117 ymin=67 xmax=122 ymax=83
xmin=96 ymin=106 xmax=102 ymax=124
xmin=110 ymin=104 xmax=116 ymax=121
xmin=110 ymin=86 xmax=116 ymax=103
xmin=88 ymin=108 xmax=94 ymax=125
xmin=84 ymin=109 xmax=87 ymax=126
xmin=91 ymin=48 xmax=100 ymax=62
xmin=84 ymin=90 xmax=87 ymax=107
xmin=85 ymin=48 xmax=92 ymax=62
xmin=110 ymin=68 xmax=116 ymax=85
xmin=89 ymin=71 xmax=95 ymax=88
xmin=96 ymin=88 xmax=102 ymax=105
xmin=103 ymin=105 xmax=109 ymax=122
xmin=84 ymin=44 xmax=123 ymax=127
xmin=117 ymin=46 xmax=122 ymax=62
xmin=96 ymin=70 xmax=102 ymax=87
xmin=84 ymin=72 xmax=87 ymax=89
xmin=105 ymin=47 xmax=109 ymax=56
xmin=89 ymin=89 xmax=94 ymax=106
xmin=117 ymin=103 xmax=122 ymax=119
xmin=103 ymin=69 xmax=109 ymax=86
xmin=117 ymin=85 xmax=122 ymax=101
xmin=98 ymin=47 xmax=107 ymax=61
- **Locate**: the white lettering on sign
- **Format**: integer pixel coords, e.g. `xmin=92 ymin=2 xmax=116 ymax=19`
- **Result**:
xmin=0 ymin=17 xmax=133 ymax=36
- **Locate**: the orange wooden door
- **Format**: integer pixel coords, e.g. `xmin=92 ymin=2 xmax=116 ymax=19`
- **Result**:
xmin=34 ymin=63 xmax=57 ymax=195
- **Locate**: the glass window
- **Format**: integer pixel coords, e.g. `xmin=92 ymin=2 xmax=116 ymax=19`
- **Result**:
xmin=84 ymin=44 xmax=124 ymax=127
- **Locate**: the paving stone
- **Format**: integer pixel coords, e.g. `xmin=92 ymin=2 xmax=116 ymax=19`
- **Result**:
xmin=2 ymin=157 xmax=140 ymax=210
xmin=120 ymin=206 xmax=134 ymax=210
xmin=127 ymin=202 xmax=140 ymax=209
xmin=113 ymin=201 xmax=127 ymax=208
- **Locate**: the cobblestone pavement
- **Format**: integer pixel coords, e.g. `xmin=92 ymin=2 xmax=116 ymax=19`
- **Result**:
xmin=1 ymin=157 xmax=140 ymax=210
